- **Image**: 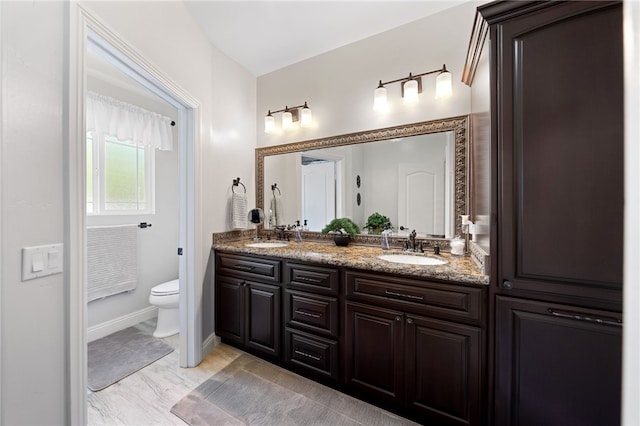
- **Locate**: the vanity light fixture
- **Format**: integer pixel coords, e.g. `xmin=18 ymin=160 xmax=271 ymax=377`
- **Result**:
xmin=373 ymin=64 xmax=452 ymax=111
xmin=264 ymin=101 xmax=312 ymax=133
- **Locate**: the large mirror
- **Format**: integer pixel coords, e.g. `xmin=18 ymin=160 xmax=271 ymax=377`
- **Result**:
xmin=256 ymin=115 xmax=468 ymax=238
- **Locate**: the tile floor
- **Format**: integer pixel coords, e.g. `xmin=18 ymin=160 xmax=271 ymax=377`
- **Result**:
xmin=87 ymin=321 xmax=242 ymax=425
xmin=87 ymin=321 xmax=415 ymax=425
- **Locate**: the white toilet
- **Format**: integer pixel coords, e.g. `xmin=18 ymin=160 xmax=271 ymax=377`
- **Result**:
xmin=148 ymin=279 xmax=179 ymax=338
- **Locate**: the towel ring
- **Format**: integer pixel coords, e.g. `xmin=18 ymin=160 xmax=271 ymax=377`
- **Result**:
xmin=271 ymin=183 xmax=281 ymax=195
xmin=232 ymin=177 xmax=246 ymax=193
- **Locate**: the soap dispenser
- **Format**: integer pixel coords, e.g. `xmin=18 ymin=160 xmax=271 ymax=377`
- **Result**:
xmin=381 ymin=222 xmax=392 ymax=250
xmin=294 ymin=220 xmax=303 ymax=243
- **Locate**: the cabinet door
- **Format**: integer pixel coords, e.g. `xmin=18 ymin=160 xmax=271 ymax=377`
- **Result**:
xmin=405 ymin=314 xmax=481 ymax=426
xmin=494 ymin=2 xmax=623 ymax=307
xmin=245 ymin=281 xmax=281 ymax=358
xmin=495 ymin=296 xmax=622 ymax=426
xmin=215 ymin=275 xmax=244 ymax=345
xmin=344 ymin=301 xmax=404 ymax=405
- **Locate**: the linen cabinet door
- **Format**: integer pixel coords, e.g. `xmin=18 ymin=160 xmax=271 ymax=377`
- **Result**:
xmin=245 ymin=281 xmax=281 ymax=358
xmin=405 ymin=314 xmax=481 ymax=426
xmin=493 ymin=1 xmax=623 ymax=308
xmin=495 ymin=296 xmax=622 ymax=426
xmin=215 ymin=275 xmax=244 ymax=346
xmin=344 ymin=301 xmax=404 ymax=405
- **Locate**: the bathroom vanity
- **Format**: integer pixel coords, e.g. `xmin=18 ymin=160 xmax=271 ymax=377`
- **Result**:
xmin=214 ymin=241 xmax=488 ymax=425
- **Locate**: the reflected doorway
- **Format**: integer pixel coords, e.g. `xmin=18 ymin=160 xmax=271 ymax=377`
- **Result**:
xmin=301 ymin=156 xmax=342 ymax=231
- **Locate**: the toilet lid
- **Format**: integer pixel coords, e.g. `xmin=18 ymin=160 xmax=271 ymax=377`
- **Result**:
xmin=151 ymin=279 xmax=179 ymax=296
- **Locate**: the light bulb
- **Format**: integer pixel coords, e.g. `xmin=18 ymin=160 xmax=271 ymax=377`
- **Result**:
xmin=264 ymin=112 xmax=275 ymax=133
xmin=403 ymin=79 xmax=419 ymax=104
xmin=282 ymin=110 xmax=293 ymax=129
xmin=300 ymin=103 xmax=312 ymax=127
xmin=373 ymin=83 xmax=388 ymax=112
xmin=435 ymin=70 xmax=452 ymax=99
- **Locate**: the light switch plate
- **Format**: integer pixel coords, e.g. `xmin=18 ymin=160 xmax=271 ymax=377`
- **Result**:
xmin=22 ymin=243 xmax=64 ymax=281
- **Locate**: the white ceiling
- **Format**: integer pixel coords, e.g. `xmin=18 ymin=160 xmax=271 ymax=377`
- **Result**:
xmin=183 ymin=1 xmax=468 ymax=76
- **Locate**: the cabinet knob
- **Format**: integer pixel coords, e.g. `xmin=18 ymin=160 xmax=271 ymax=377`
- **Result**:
xmin=503 ymin=280 xmax=513 ymax=290
xmin=395 ymin=315 xmax=402 ymax=322
xmin=406 ymin=318 xmax=413 ymax=324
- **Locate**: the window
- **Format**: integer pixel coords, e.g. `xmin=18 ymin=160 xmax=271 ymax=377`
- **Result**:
xmin=87 ymin=133 xmax=155 ymax=215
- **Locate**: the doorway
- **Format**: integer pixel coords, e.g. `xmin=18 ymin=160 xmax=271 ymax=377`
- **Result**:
xmin=68 ymin=5 xmax=201 ymax=424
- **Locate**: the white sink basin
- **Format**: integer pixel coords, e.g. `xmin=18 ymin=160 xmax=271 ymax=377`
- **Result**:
xmin=378 ymin=254 xmax=447 ymax=266
xmin=244 ymin=242 xmax=289 ymax=248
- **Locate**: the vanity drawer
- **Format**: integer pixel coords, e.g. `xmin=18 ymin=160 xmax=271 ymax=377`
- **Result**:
xmin=285 ymin=328 xmax=339 ymax=381
xmin=284 ymin=289 xmax=338 ymax=337
xmin=216 ymin=253 xmax=281 ymax=283
xmin=285 ymin=262 xmax=339 ymax=295
xmin=345 ymin=270 xmax=483 ymax=325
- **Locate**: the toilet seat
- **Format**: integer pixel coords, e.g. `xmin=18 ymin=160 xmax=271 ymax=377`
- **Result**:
xmin=151 ymin=279 xmax=179 ymax=296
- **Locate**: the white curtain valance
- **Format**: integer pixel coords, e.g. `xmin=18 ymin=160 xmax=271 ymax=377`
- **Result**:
xmin=86 ymin=91 xmax=174 ymax=151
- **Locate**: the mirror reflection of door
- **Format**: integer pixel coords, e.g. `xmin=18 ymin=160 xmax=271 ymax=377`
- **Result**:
xmin=398 ymin=162 xmax=445 ymax=235
xmin=301 ymin=157 xmax=337 ymax=231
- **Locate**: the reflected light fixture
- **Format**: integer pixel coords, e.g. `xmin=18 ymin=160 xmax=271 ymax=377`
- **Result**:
xmin=374 ymin=64 xmax=452 ymax=111
xmin=264 ymin=101 xmax=312 ymax=133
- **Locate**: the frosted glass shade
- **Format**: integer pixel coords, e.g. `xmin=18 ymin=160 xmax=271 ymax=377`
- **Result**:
xmin=300 ymin=106 xmax=312 ymax=127
xmin=264 ymin=114 xmax=275 ymax=133
xmin=435 ymin=71 xmax=453 ymax=99
xmin=373 ymin=86 xmax=388 ymax=111
xmin=403 ymin=79 xmax=419 ymax=104
xmin=282 ymin=110 xmax=293 ymax=128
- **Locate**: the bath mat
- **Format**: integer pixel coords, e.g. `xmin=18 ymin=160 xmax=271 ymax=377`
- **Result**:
xmin=88 ymin=327 xmax=174 ymax=391
xmin=170 ymin=353 xmax=417 ymax=425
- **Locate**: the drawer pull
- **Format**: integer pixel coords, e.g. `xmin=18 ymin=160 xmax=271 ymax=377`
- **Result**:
xmin=294 ymin=349 xmax=322 ymax=361
xmin=548 ymin=308 xmax=622 ymax=327
xmin=234 ymin=264 xmax=255 ymax=272
xmin=296 ymin=276 xmax=322 ymax=283
xmin=294 ymin=309 xmax=322 ymax=318
xmin=384 ymin=289 xmax=424 ymax=301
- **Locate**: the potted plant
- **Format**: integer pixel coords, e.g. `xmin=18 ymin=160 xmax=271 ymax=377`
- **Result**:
xmin=321 ymin=217 xmax=361 ymax=246
xmin=364 ymin=212 xmax=391 ymax=235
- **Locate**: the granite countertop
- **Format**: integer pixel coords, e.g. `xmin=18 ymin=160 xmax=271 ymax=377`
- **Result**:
xmin=213 ymin=239 xmax=489 ymax=286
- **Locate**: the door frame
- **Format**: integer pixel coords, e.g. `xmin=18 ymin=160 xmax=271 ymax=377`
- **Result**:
xmin=66 ymin=4 xmax=202 ymax=424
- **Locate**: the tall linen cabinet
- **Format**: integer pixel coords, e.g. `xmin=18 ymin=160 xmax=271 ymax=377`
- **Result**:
xmin=469 ymin=2 xmax=624 ymax=425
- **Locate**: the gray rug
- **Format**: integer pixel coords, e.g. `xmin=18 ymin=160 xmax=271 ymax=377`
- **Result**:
xmin=88 ymin=327 xmax=174 ymax=391
xmin=171 ymin=353 xmax=417 ymax=425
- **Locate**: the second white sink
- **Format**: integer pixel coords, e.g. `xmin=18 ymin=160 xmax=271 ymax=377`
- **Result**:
xmin=378 ymin=253 xmax=447 ymax=266
xmin=244 ymin=242 xmax=289 ymax=248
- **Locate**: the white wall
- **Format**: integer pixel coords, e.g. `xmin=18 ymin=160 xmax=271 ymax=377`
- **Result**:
xmin=623 ymin=1 xmax=640 ymax=423
xmin=0 ymin=2 xmax=67 ymax=423
xmin=469 ymin=24 xmax=491 ymax=253
xmin=257 ymin=2 xmax=481 ymax=148
xmin=85 ymin=70 xmax=180 ymax=332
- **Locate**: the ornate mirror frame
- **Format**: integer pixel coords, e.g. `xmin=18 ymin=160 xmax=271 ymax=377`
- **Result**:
xmin=255 ymin=115 xmax=469 ymax=241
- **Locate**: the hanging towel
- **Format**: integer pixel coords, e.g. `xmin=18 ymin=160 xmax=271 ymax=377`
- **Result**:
xmin=231 ymin=192 xmax=248 ymax=229
xmin=87 ymin=225 xmax=137 ymax=302
xmin=269 ymin=192 xmax=284 ymax=226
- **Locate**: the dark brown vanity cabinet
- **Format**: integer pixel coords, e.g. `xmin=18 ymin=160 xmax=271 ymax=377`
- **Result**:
xmin=344 ymin=271 xmax=484 ymax=426
xmin=215 ymin=253 xmax=282 ymax=358
xmin=476 ymin=1 xmax=624 ymax=424
xmin=283 ymin=261 xmax=340 ymax=381
xmin=495 ymin=296 xmax=622 ymax=426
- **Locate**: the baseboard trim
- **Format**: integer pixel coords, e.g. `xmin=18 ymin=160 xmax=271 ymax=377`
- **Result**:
xmin=202 ymin=332 xmax=221 ymax=359
xmin=88 ymin=306 xmax=158 ymax=342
